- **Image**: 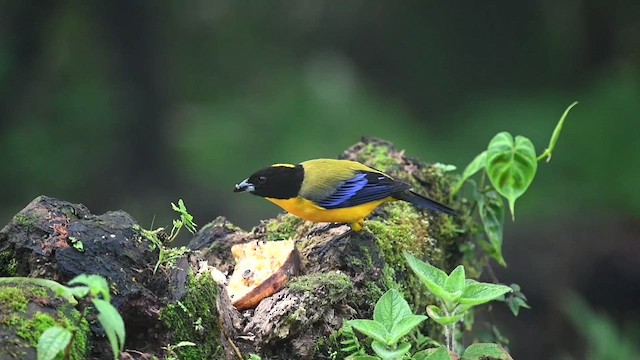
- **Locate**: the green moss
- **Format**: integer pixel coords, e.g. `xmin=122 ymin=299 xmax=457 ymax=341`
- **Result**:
xmin=0 ymin=285 xmax=89 ymax=359
xmin=359 ymin=143 xmax=398 ymax=172
xmin=0 ymin=250 xmax=20 ymax=277
xmin=367 ymin=202 xmax=439 ymax=273
xmin=265 ymin=214 xmax=304 ymax=241
xmin=15 ymin=312 xmax=58 ymax=346
xmin=160 ymin=273 xmax=223 ymax=360
xmin=0 ymin=287 xmax=29 ymax=312
xmin=13 ymin=214 xmax=37 ymax=228
xmin=288 ymin=272 xmax=353 ymax=299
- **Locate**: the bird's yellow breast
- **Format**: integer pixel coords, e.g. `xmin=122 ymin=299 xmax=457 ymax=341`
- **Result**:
xmin=265 ymin=196 xmax=393 ymax=225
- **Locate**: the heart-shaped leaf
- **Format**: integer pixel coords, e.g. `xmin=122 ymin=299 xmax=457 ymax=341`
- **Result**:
xmin=486 ymin=132 xmax=537 ymax=220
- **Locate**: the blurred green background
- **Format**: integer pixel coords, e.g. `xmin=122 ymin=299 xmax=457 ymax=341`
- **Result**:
xmin=1 ymin=1 xmax=639 ymax=358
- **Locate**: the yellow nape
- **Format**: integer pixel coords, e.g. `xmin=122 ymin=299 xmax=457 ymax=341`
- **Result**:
xmin=271 ymin=163 xmax=296 ymax=168
xmin=265 ymin=196 xmax=394 ymax=231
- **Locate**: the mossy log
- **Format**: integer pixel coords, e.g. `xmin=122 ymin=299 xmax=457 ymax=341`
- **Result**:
xmin=0 ymin=137 xmax=470 ymax=360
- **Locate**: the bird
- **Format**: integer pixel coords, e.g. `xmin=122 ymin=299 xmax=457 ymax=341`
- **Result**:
xmin=234 ymin=159 xmax=456 ymax=231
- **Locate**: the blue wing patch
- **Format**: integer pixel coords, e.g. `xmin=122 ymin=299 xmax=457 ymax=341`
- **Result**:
xmin=315 ymin=172 xmax=410 ymax=209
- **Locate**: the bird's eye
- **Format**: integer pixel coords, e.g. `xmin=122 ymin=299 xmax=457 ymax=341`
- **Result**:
xmin=258 ymin=176 xmax=267 ymax=184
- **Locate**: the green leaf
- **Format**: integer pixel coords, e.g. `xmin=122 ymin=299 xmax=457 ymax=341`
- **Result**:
xmin=349 ymin=320 xmax=389 ymax=344
xmin=444 ymin=265 xmax=466 ymax=294
xmin=413 ymin=346 xmax=452 ymax=360
xmin=453 ymin=150 xmax=487 ymax=194
xmin=462 ymin=343 xmax=513 ymax=359
xmin=172 ymin=199 xmax=197 ymax=234
xmin=425 ymin=305 xmax=464 ymax=326
xmin=538 ymin=101 xmax=577 ymax=163
xmin=478 ymin=191 xmax=506 ymax=266
xmin=504 ymin=284 xmax=530 ymax=316
xmin=93 ymin=299 xmax=126 ymax=360
xmin=348 ymin=356 xmax=380 ymax=360
xmin=373 ymin=289 xmax=413 ymax=332
xmin=0 ymin=277 xmax=78 ymax=305
xmin=459 ymin=281 xmax=512 ymax=308
xmin=388 ymin=315 xmax=428 ymax=345
xmin=37 ymin=326 xmax=72 ymax=360
xmin=486 ymin=132 xmax=537 ymax=220
xmin=404 ymin=252 xmax=451 ymax=303
xmin=371 ymin=341 xmax=411 ymax=360
xmin=68 ymin=274 xmax=111 ymax=302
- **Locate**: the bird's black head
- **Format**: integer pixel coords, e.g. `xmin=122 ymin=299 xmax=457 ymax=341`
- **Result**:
xmin=234 ymin=163 xmax=304 ymax=199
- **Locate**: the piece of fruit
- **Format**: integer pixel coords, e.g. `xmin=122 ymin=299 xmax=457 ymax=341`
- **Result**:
xmin=227 ymin=239 xmax=301 ymax=310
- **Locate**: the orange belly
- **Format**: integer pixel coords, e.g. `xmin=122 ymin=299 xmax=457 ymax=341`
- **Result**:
xmin=265 ymin=196 xmax=393 ymax=224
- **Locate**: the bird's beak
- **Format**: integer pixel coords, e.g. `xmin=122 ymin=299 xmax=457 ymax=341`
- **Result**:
xmin=234 ymin=178 xmax=255 ymax=193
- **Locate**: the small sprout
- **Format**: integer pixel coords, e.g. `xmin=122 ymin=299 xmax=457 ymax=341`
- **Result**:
xmin=68 ymin=236 xmax=84 ymax=252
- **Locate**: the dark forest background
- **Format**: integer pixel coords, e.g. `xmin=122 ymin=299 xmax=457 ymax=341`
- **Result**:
xmin=1 ymin=2 xmax=639 ymax=359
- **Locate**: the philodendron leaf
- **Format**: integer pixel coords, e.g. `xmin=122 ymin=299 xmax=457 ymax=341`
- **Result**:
xmin=374 ymin=289 xmax=413 ymax=332
xmin=404 ymin=252 xmax=451 ymax=302
xmin=486 ymin=132 xmax=537 ymax=220
xmin=37 ymin=326 xmax=72 ymax=360
xmin=349 ymin=320 xmax=389 ymax=344
xmin=459 ymin=280 xmax=512 ymax=308
xmin=426 ymin=305 xmax=464 ymax=326
xmin=371 ymin=341 xmax=411 ymax=360
xmin=453 ymin=150 xmax=487 ymax=194
xmin=93 ymin=299 xmax=126 ymax=360
xmin=462 ymin=343 xmax=513 ymax=360
xmin=478 ymin=191 xmax=506 ymax=266
xmin=388 ymin=315 xmax=428 ymax=345
xmin=414 ymin=346 xmax=453 ymax=360
xmin=444 ymin=265 xmax=466 ymax=294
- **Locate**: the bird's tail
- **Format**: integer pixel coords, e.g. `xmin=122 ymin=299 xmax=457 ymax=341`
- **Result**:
xmin=393 ymin=191 xmax=457 ymax=216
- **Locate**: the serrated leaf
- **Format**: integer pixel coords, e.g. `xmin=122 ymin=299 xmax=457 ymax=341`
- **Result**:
xmin=37 ymin=326 xmax=72 ymax=360
xmin=444 ymin=265 xmax=466 ymax=294
xmin=462 ymin=343 xmax=513 ymax=359
xmin=349 ymin=320 xmax=389 ymax=344
xmin=374 ymin=289 xmax=413 ymax=332
xmin=486 ymin=132 xmax=537 ymax=220
xmin=426 ymin=305 xmax=464 ymax=326
xmin=414 ymin=346 xmax=453 ymax=360
xmin=478 ymin=191 xmax=506 ymax=266
xmin=453 ymin=151 xmax=487 ymax=194
xmin=459 ymin=282 xmax=512 ymax=307
xmin=388 ymin=315 xmax=428 ymax=345
xmin=371 ymin=341 xmax=411 ymax=360
xmin=404 ymin=252 xmax=452 ymax=303
xmin=69 ymin=274 xmax=111 ymax=302
xmin=348 ymin=356 xmax=380 ymax=360
xmin=93 ymin=299 xmax=125 ymax=360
